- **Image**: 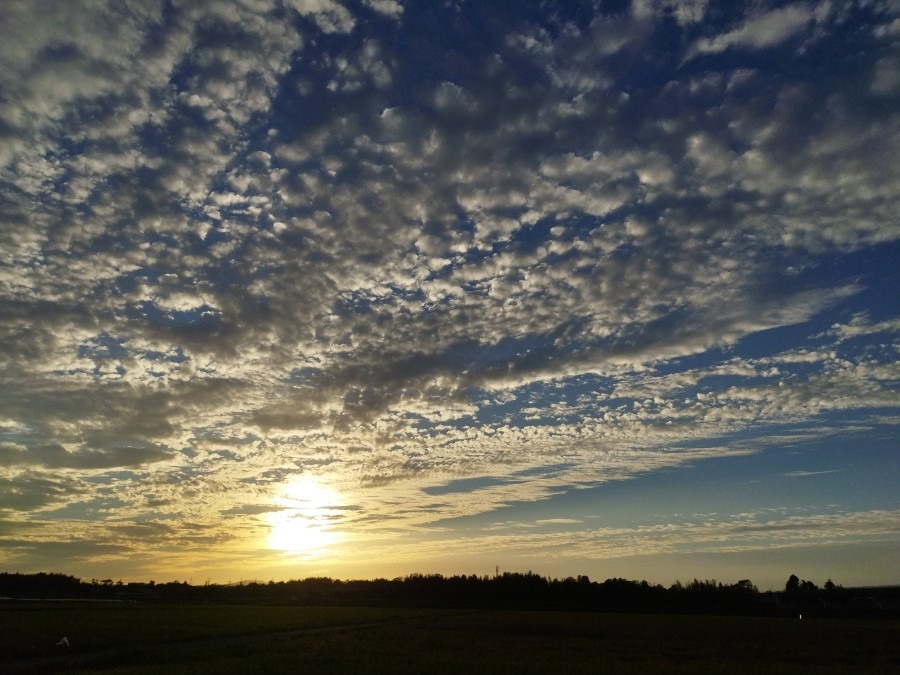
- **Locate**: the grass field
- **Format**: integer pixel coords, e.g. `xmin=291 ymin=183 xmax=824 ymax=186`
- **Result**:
xmin=2 ymin=603 xmax=898 ymax=674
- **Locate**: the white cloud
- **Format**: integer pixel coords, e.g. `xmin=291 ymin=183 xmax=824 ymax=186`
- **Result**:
xmin=285 ymin=0 xmax=356 ymax=33
xmin=632 ymin=0 xmax=710 ymax=26
xmin=814 ymin=314 xmax=900 ymax=343
xmin=324 ymin=507 xmax=900 ymax=568
xmin=361 ymin=0 xmax=403 ymax=19
xmin=689 ymin=4 xmax=819 ymax=57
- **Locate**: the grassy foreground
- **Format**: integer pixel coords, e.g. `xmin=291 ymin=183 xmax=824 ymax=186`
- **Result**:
xmin=2 ymin=603 xmax=898 ymax=674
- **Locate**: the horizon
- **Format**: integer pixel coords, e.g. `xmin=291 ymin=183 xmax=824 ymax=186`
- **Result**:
xmin=7 ymin=568 xmax=896 ymax=595
xmin=1 ymin=1 xmax=898 ymax=593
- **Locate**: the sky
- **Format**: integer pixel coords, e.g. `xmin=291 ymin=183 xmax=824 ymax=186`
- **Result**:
xmin=0 ymin=0 xmax=898 ymax=591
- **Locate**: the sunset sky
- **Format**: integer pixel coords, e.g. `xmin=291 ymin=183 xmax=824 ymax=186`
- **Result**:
xmin=1 ymin=0 xmax=898 ymax=591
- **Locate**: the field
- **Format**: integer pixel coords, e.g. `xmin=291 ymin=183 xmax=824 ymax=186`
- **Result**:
xmin=2 ymin=602 xmax=898 ymax=674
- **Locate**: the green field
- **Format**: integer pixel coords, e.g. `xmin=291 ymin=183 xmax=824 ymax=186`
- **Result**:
xmin=2 ymin=603 xmax=898 ymax=674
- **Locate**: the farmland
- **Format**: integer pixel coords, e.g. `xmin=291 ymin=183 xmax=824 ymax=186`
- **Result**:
xmin=2 ymin=602 xmax=898 ymax=674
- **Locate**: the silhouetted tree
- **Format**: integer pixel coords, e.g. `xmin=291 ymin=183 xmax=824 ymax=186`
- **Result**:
xmin=734 ymin=579 xmax=757 ymax=593
xmin=786 ymin=574 xmax=800 ymax=593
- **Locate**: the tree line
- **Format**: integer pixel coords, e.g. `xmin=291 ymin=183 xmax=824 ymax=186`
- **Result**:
xmin=1 ymin=571 xmax=896 ymax=616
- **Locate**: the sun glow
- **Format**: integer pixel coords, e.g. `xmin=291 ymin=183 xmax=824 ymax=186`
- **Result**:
xmin=266 ymin=476 xmax=344 ymax=557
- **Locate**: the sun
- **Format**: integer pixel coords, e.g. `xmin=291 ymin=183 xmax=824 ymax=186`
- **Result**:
xmin=266 ymin=476 xmax=343 ymax=557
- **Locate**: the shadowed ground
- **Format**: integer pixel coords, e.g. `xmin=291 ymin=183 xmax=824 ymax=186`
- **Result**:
xmin=3 ymin=605 xmax=898 ymax=674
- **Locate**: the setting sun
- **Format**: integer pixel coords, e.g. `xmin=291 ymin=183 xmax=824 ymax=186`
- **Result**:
xmin=266 ymin=477 xmax=344 ymax=558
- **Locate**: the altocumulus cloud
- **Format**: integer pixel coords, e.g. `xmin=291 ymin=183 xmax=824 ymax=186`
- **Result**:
xmin=0 ymin=0 xmax=897 ymax=581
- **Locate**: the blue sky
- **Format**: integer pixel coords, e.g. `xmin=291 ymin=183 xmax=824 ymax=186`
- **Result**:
xmin=0 ymin=0 xmax=898 ymax=590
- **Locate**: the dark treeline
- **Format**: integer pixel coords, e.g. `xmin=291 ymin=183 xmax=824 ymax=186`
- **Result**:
xmin=2 ymin=571 xmax=898 ymax=617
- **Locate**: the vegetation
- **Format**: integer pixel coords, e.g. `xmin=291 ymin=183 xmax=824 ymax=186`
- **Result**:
xmin=0 ymin=603 xmax=427 ymax=662
xmin=2 ymin=571 xmax=898 ymax=672
xmin=1 ymin=571 xmax=897 ymax=618
xmin=1 ymin=604 xmax=898 ymax=674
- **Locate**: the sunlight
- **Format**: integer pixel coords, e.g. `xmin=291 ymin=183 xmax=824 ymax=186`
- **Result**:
xmin=266 ymin=476 xmax=343 ymax=557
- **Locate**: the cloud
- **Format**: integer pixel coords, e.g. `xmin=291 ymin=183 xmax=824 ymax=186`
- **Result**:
xmin=783 ymin=469 xmax=840 ymax=478
xmin=819 ymin=314 xmax=900 ymax=342
xmin=361 ymin=0 xmax=403 ymax=19
xmin=327 ymin=507 xmax=900 ymax=566
xmin=0 ymin=1 xmax=897 ymax=577
xmin=687 ymin=4 xmax=822 ymax=58
xmin=286 ymin=0 xmax=356 ymax=33
xmin=632 ymin=0 xmax=711 ymax=26
xmin=0 ymin=442 xmax=174 ymax=470
xmin=0 ymin=471 xmax=90 ymax=511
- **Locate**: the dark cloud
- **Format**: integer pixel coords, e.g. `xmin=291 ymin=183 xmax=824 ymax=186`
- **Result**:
xmin=0 ymin=471 xmax=89 ymax=511
xmin=0 ymin=538 xmax=131 ymax=564
xmin=0 ymin=443 xmax=173 ymax=470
